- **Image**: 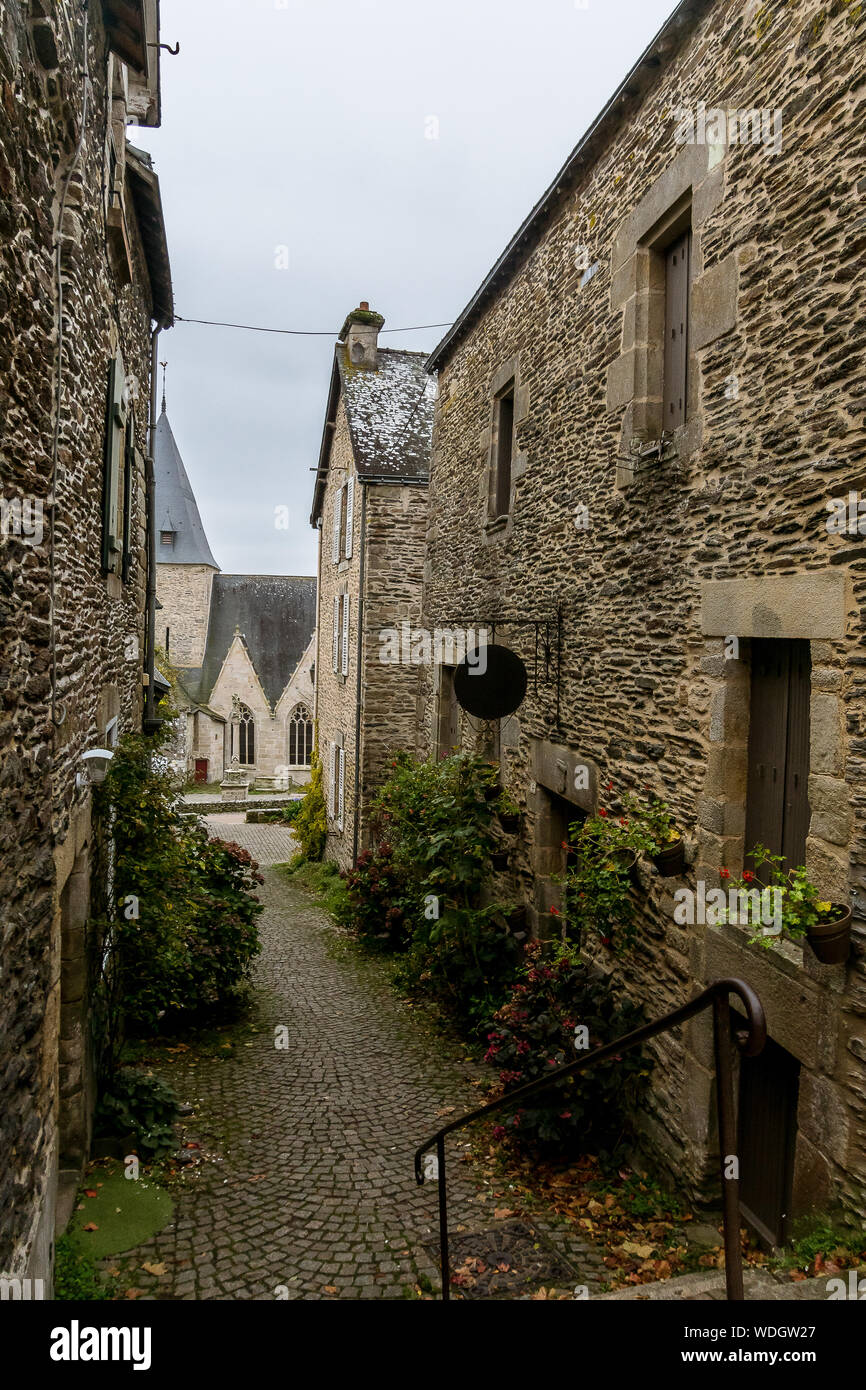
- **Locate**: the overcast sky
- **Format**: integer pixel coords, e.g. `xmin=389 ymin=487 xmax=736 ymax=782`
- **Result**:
xmin=133 ymin=0 xmax=677 ymax=577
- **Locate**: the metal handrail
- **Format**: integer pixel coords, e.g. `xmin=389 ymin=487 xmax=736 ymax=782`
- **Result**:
xmin=415 ymin=977 xmax=766 ymax=1301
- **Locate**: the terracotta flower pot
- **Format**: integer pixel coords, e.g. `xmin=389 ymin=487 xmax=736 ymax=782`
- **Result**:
xmin=806 ymin=905 xmax=852 ymax=965
xmin=651 ymin=837 xmax=686 ymax=877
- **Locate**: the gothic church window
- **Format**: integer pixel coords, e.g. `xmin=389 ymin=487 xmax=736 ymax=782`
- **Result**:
xmin=288 ymin=703 xmax=314 ymax=767
xmin=233 ymin=702 xmax=256 ymax=766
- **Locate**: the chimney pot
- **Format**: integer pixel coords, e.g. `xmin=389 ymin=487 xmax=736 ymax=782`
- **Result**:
xmin=338 ymin=301 xmax=385 ymax=371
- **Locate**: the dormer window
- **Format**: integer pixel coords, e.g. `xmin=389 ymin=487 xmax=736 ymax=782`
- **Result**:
xmin=160 ymin=531 xmax=174 ymax=546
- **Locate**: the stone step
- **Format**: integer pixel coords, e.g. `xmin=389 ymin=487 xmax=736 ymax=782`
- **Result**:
xmin=597 ymin=1268 xmax=851 ymax=1300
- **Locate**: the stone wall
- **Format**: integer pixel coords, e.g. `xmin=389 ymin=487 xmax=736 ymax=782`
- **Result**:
xmin=0 ymin=1 xmax=162 ymax=1282
xmin=315 ymin=398 xmax=362 ymax=870
xmin=419 ymin=0 xmax=866 ymax=1223
xmin=156 ymin=562 xmax=217 ymax=666
xmin=359 ymin=482 xmax=428 ymax=840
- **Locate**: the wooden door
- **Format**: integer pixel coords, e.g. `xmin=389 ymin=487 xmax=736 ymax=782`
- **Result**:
xmin=194 ymin=759 xmax=208 ymax=784
xmin=739 ymin=1037 xmax=800 ymax=1248
xmin=744 ymin=639 xmax=811 ymax=872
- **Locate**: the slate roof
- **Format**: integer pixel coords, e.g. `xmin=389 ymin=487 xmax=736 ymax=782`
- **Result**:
xmin=180 ymin=574 xmax=317 ymax=710
xmin=154 ymin=409 xmax=220 ymax=568
xmin=311 ymin=345 xmax=435 ymax=524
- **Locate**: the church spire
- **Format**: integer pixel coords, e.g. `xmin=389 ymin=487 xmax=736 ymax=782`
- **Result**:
xmin=154 ymin=408 xmax=220 ymax=570
xmin=160 ymin=360 xmax=168 ymax=414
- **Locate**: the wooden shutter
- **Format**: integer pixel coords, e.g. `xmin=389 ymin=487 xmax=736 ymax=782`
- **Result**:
xmin=745 ymin=639 xmax=811 ymax=873
xmin=332 ymin=486 xmax=342 ymax=564
xmin=739 ymin=1036 xmax=800 ymax=1248
xmin=332 ymin=594 xmax=340 ymax=671
xmin=121 ymin=408 xmax=134 ymax=584
xmin=328 ymin=741 xmax=337 ymax=817
xmin=102 ymin=352 xmax=127 ymax=572
xmin=493 ymin=387 xmax=514 ymax=517
xmin=782 ymin=641 xmax=811 ymax=871
xmin=663 ymin=229 xmax=690 ymax=429
xmin=338 ymin=746 xmax=345 ymax=829
xmin=341 ymin=594 xmax=350 ymax=677
xmin=345 ymin=475 xmax=354 ymax=558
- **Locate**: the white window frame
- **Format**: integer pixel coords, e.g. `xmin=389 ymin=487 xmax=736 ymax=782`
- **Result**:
xmin=332 ymin=593 xmax=340 ymax=672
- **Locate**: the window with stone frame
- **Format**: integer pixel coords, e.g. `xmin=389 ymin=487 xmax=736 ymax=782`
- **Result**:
xmin=490 ymin=381 xmax=515 ymax=519
xmin=663 ymin=227 xmax=691 ymax=429
xmin=437 ymin=665 xmax=459 ymax=759
xmin=288 ymin=703 xmax=314 ymax=767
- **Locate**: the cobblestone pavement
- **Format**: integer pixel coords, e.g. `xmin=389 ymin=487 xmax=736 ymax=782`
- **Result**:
xmin=109 ymin=829 xmax=603 ymax=1301
xmin=203 ymin=815 xmax=297 ymax=865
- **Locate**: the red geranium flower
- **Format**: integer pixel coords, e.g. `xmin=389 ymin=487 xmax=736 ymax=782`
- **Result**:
xmin=743 ymin=870 xmax=755 ymax=882
xmin=720 ymin=867 xmax=730 ymax=880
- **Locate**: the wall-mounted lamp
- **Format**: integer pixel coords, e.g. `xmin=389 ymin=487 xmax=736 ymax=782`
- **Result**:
xmin=76 ymin=748 xmax=115 ymax=791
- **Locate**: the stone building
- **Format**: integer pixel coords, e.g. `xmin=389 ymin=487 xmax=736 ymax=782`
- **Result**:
xmin=418 ymin=0 xmax=866 ymax=1240
xmin=155 ymin=405 xmax=317 ymax=788
xmin=310 ymin=303 xmax=434 ymax=868
xmin=0 ymin=0 xmax=172 ymax=1288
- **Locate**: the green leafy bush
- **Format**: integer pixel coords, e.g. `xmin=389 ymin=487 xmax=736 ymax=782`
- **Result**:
xmin=399 ymin=902 xmax=520 ymax=1031
xmin=94 ymin=1067 xmax=179 ymax=1157
xmin=54 ymin=1235 xmax=112 ymax=1301
xmin=91 ymin=728 xmax=263 ymax=1049
xmin=339 ymin=840 xmax=417 ymax=949
xmin=485 ymin=940 xmax=649 ymax=1152
xmin=292 ymin=744 xmax=327 ymax=861
xmin=354 ymin=752 xmax=521 ymax=1030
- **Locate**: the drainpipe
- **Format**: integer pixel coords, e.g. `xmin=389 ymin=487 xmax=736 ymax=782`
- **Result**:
xmin=351 ymin=481 xmax=367 ymax=863
xmin=144 ymin=326 xmax=159 ymax=729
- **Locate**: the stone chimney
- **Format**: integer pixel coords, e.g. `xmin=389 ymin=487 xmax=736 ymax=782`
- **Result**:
xmin=339 ymin=300 xmax=385 ymax=371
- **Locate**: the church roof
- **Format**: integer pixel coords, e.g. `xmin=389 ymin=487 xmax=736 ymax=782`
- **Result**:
xmin=310 ymin=346 xmax=434 ymax=524
xmin=182 ymin=574 xmax=317 ymax=710
xmin=154 ymin=409 xmax=220 ymax=568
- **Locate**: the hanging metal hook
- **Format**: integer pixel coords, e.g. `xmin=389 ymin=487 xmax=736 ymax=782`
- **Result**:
xmin=148 ymin=41 xmax=180 ymax=55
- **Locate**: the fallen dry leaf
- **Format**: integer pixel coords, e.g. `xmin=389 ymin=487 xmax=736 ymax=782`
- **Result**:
xmin=82 ymin=1223 xmax=98 ymax=1232
xmin=84 ymin=1189 xmax=98 ymax=1199
xmin=125 ymin=1289 xmax=142 ymax=1300
xmin=493 ymin=1207 xmax=515 ymax=1220
xmin=323 ymin=1285 xmax=337 ymax=1294
xmin=142 ymin=1262 xmax=166 ymax=1277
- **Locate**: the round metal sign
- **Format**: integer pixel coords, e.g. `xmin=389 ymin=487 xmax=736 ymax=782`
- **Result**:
xmin=454 ymin=643 xmax=528 ymax=720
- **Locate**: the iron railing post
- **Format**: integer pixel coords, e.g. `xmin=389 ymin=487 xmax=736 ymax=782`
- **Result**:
xmin=437 ymin=1135 xmax=450 ymax=1302
xmin=415 ymin=978 xmax=765 ymax=1301
xmin=713 ymin=992 xmax=744 ymax=1300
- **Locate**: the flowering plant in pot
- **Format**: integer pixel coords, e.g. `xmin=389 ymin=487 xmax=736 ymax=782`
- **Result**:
xmin=724 ymin=844 xmax=851 ymax=964
xmin=623 ymin=790 xmax=685 ymax=876
xmin=562 ymin=810 xmax=654 ymax=952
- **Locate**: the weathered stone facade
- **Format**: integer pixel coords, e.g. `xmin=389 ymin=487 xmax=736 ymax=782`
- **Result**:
xmin=0 ymin=0 xmax=169 ymax=1285
xmin=419 ymin=0 xmax=866 ymax=1232
xmin=311 ymin=306 xmax=433 ymax=869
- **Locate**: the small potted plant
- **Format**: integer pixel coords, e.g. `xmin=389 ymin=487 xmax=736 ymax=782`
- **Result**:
xmin=562 ymin=809 xmax=653 ymax=952
xmin=624 ymin=791 xmax=685 ymax=876
xmin=498 ymin=792 xmax=522 ymax=836
xmin=727 ymin=845 xmax=852 ymax=965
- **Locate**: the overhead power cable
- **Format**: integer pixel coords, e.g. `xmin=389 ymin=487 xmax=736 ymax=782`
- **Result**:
xmin=175 ymin=315 xmax=453 ymax=337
